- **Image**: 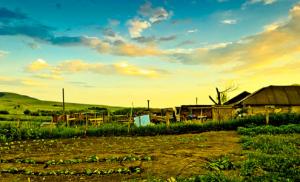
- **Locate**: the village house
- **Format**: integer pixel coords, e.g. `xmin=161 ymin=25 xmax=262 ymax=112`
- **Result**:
xmin=234 ymin=85 xmax=300 ymax=115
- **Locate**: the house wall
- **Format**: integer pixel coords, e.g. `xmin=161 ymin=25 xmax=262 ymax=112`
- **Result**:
xmin=245 ymin=105 xmax=300 ymax=115
xmin=212 ymin=107 xmax=234 ymax=121
xmin=180 ymin=107 xmax=212 ymax=121
xmin=291 ymin=106 xmax=300 ymax=113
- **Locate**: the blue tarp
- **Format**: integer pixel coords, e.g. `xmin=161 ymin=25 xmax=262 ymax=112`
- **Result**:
xmin=134 ymin=115 xmax=150 ymax=127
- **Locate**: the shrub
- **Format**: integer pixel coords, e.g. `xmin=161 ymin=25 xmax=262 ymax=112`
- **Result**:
xmin=23 ymin=109 xmax=31 ymax=115
xmin=0 ymin=110 xmax=9 ymax=115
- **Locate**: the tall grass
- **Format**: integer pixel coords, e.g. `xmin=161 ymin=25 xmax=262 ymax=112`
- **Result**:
xmin=0 ymin=113 xmax=300 ymax=142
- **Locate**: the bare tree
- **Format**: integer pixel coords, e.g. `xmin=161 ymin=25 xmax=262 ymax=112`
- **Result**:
xmin=209 ymin=83 xmax=238 ymax=105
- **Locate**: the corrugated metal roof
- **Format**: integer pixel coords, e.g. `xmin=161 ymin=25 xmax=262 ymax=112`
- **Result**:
xmin=237 ymin=85 xmax=300 ymax=106
xmin=224 ymin=91 xmax=251 ymax=105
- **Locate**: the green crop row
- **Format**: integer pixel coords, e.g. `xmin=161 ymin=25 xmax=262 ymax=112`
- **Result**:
xmin=0 ymin=154 xmax=152 ymax=166
xmin=238 ymin=124 xmax=300 ymax=136
xmin=0 ymin=166 xmax=142 ymax=176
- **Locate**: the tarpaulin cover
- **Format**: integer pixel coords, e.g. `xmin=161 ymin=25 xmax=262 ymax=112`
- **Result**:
xmin=134 ymin=115 xmax=150 ymax=127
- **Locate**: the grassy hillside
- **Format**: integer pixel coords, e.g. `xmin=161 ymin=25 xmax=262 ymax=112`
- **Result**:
xmin=0 ymin=92 xmax=123 ymax=115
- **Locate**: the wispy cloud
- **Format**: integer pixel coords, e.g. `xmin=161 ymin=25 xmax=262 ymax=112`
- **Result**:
xmin=0 ymin=76 xmax=45 ymax=87
xmin=0 ymin=50 xmax=9 ymax=58
xmin=171 ymin=3 xmax=300 ymax=77
xmin=187 ymin=29 xmax=198 ymax=33
xmin=138 ymin=1 xmax=172 ymax=23
xmin=221 ymin=19 xmax=237 ymax=25
xmin=243 ymin=0 xmax=277 ymax=8
xmin=25 ymin=59 xmax=169 ymax=79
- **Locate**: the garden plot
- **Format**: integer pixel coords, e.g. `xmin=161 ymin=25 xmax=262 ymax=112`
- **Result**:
xmin=0 ymin=131 xmax=241 ymax=181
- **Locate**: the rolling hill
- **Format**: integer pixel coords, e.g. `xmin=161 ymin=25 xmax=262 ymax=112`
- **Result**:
xmin=0 ymin=92 xmax=123 ymax=114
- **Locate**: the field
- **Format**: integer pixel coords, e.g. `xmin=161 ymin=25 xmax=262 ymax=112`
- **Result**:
xmin=0 ymin=131 xmax=242 ymax=182
xmin=0 ymin=92 xmax=300 ymax=181
xmin=1 ymin=124 xmax=300 ymax=181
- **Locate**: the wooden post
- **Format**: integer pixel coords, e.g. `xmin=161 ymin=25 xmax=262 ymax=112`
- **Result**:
xmin=166 ymin=112 xmax=170 ymax=130
xmin=85 ymin=114 xmax=88 ymax=136
xmin=147 ymin=100 xmax=150 ymax=111
xmin=66 ymin=115 xmax=69 ymax=127
xmin=128 ymin=102 xmax=133 ymax=133
xmin=62 ymin=88 xmax=66 ymax=124
xmin=196 ymin=97 xmax=198 ymax=105
xmin=266 ymin=108 xmax=269 ymax=125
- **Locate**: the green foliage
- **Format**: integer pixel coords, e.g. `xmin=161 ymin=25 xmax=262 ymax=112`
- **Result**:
xmin=23 ymin=109 xmax=31 ymax=115
xmin=207 ymin=156 xmax=235 ymax=171
xmin=0 ymin=110 xmax=9 ymax=115
xmin=238 ymin=124 xmax=300 ymax=136
xmin=175 ymin=172 xmax=240 ymax=182
xmin=239 ymin=124 xmax=300 ymax=181
xmin=0 ymin=166 xmax=141 ymax=176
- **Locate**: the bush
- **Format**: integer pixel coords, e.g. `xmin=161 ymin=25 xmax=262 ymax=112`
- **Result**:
xmin=24 ymin=109 xmax=31 ymax=115
xmin=0 ymin=110 xmax=9 ymax=115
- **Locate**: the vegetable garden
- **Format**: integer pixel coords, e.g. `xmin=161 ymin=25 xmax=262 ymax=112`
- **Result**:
xmin=0 ymin=113 xmax=299 ymax=181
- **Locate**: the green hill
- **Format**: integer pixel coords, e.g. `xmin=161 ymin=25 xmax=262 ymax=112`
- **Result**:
xmin=0 ymin=92 xmax=123 ymax=115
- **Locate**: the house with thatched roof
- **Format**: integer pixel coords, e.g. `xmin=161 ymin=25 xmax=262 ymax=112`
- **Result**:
xmin=234 ymin=85 xmax=300 ymax=115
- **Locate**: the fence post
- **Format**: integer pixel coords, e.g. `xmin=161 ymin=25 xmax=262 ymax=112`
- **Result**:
xmin=266 ymin=109 xmax=269 ymax=125
xmin=85 ymin=114 xmax=88 ymax=136
xmin=166 ymin=112 xmax=170 ymax=130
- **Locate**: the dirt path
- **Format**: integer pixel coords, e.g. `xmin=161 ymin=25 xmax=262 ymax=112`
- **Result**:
xmin=0 ymin=131 xmax=242 ymax=181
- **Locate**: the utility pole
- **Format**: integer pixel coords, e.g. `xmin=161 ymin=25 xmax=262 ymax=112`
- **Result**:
xmin=196 ymin=97 xmax=198 ymax=105
xmin=147 ymin=100 xmax=150 ymax=111
xmin=62 ymin=88 xmax=65 ymax=113
xmin=62 ymin=88 xmax=65 ymax=122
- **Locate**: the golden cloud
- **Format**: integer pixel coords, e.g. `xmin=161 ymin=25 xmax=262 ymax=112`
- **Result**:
xmin=26 ymin=59 xmax=50 ymax=72
xmin=82 ymin=36 xmax=163 ymax=57
xmin=173 ymin=3 xmax=300 ymax=75
xmin=25 ymin=59 xmax=168 ymax=79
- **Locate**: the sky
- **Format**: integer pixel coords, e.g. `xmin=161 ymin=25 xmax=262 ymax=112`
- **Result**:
xmin=0 ymin=0 xmax=300 ymax=108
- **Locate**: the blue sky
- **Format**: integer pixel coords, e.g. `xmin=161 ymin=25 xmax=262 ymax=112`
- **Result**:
xmin=0 ymin=0 xmax=300 ymax=107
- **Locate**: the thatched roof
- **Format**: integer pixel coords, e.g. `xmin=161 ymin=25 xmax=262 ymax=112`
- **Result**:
xmin=224 ymin=91 xmax=251 ymax=105
xmin=237 ymin=85 xmax=300 ymax=106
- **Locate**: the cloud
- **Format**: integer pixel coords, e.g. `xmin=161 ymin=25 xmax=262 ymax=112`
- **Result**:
xmin=82 ymin=36 xmax=163 ymax=56
xmin=0 ymin=7 xmax=27 ymax=21
xmin=25 ymin=59 xmax=50 ymax=72
xmin=221 ymin=19 xmax=237 ymax=25
xmin=0 ymin=7 xmax=165 ymax=58
xmin=243 ymin=0 xmax=277 ymax=8
xmin=176 ymin=40 xmax=196 ymax=47
xmin=187 ymin=29 xmax=198 ymax=33
xmin=159 ymin=35 xmax=177 ymax=42
xmin=126 ymin=2 xmax=172 ymax=39
xmin=127 ymin=19 xmax=151 ymax=38
xmin=171 ymin=3 xmax=300 ymax=76
xmin=138 ymin=1 xmax=172 ymax=23
xmin=25 ymin=59 xmax=169 ymax=79
xmin=0 ymin=7 xmax=85 ymax=46
xmin=108 ymin=19 xmax=120 ymax=26
xmin=0 ymin=76 xmax=45 ymax=87
xmin=132 ymin=35 xmax=176 ymax=44
xmin=249 ymin=0 xmax=277 ymax=5
xmin=33 ymin=73 xmax=63 ymax=80
xmin=0 ymin=50 xmax=9 ymax=58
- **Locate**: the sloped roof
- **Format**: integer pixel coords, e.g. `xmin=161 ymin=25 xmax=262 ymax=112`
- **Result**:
xmin=237 ymin=85 xmax=300 ymax=106
xmin=224 ymin=91 xmax=251 ymax=105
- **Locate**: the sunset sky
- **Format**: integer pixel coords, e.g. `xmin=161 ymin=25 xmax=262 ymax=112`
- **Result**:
xmin=0 ymin=0 xmax=300 ymax=107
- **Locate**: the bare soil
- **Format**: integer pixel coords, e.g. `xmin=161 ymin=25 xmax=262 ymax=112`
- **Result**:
xmin=0 ymin=131 xmax=242 ymax=181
